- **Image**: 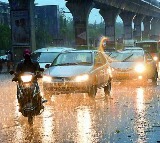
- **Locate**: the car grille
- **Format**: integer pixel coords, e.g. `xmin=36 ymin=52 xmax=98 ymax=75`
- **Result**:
xmin=112 ymin=70 xmax=140 ymax=80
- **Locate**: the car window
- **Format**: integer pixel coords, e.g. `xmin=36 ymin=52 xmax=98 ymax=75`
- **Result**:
xmin=31 ymin=52 xmax=60 ymax=63
xmin=52 ymin=52 xmax=92 ymax=66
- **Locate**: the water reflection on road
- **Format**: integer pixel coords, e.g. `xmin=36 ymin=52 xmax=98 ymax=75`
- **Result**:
xmin=0 ymin=75 xmax=160 ymax=142
xmin=135 ymin=88 xmax=147 ymax=142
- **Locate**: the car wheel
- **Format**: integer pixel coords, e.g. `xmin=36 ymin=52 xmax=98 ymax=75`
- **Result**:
xmin=88 ymin=85 xmax=97 ymax=98
xmin=152 ymin=71 xmax=158 ymax=83
xmin=104 ymin=80 xmax=111 ymax=96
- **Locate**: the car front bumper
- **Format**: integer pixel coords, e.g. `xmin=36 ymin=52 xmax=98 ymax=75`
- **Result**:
xmin=111 ymin=71 xmax=147 ymax=81
xmin=43 ymin=81 xmax=90 ymax=94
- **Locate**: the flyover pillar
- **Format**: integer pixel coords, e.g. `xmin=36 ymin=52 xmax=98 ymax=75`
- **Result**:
xmin=133 ymin=15 xmax=145 ymax=41
xmin=119 ymin=11 xmax=135 ymax=40
xmin=99 ymin=7 xmax=120 ymax=47
xmin=142 ymin=16 xmax=152 ymax=40
xmin=8 ymin=0 xmax=36 ymax=62
xmin=66 ymin=0 xmax=94 ymax=47
xmin=150 ymin=18 xmax=160 ymax=40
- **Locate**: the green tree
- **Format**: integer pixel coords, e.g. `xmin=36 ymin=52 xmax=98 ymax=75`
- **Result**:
xmin=59 ymin=9 xmax=74 ymax=46
xmin=35 ymin=29 xmax=53 ymax=49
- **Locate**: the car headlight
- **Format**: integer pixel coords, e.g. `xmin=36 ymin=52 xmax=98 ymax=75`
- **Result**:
xmin=74 ymin=74 xmax=89 ymax=82
xmin=153 ymin=56 xmax=158 ymax=61
xmin=21 ymin=75 xmax=33 ymax=82
xmin=42 ymin=75 xmax=52 ymax=82
xmin=134 ymin=63 xmax=145 ymax=73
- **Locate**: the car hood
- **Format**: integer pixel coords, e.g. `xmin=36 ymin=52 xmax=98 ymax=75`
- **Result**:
xmin=44 ymin=66 xmax=93 ymax=77
xmin=110 ymin=62 xmax=139 ymax=70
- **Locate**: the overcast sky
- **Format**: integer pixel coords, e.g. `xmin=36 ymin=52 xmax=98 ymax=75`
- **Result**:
xmin=1 ymin=0 xmax=122 ymax=23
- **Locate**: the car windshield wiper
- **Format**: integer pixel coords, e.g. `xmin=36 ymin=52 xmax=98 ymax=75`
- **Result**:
xmin=53 ymin=63 xmax=79 ymax=66
xmin=122 ymin=54 xmax=133 ymax=62
xmin=76 ymin=62 xmax=92 ymax=65
xmin=108 ymin=52 xmax=113 ymax=57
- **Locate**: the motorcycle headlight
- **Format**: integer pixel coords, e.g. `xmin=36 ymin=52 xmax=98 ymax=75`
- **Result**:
xmin=74 ymin=74 xmax=89 ymax=82
xmin=21 ymin=75 xmax=33 ymax=82
xmin=42 ymin=75 xmax=52 ymax=82
xmin=134 ymin=63 xmax=145 ymax=73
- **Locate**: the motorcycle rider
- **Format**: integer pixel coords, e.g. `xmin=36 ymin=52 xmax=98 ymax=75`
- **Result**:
xmin=12 ymin=48 xmax=45 ymax=112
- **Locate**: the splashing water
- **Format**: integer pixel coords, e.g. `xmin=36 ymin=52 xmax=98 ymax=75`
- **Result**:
xmin=98 ymin=36 xmax=109 ymax=52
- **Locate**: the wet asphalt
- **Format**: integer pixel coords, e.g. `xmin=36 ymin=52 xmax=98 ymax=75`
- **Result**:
xmin=0 ymin=73 xmax=160 ymax=143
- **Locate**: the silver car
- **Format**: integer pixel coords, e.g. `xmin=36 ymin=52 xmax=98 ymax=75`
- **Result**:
xmin=42 ymin=50 xmax=112 ymax=97
xmin=109 ymin=49 xmax=158 ymax=84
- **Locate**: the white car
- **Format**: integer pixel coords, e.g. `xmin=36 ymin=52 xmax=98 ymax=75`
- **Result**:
xmin=31 ymin=47 xmax=75 ymax=69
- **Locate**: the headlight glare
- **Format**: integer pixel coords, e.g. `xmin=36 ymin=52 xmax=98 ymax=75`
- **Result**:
xmin=75 ymin=74 xmax=89 ymax=82
xmin=21 ymin=75 xmax=33 ymax=82
xmin=135 ymin=63 xmax=145 ymax=73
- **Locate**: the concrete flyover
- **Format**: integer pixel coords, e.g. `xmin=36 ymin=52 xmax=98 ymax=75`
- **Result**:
xmin=8 ymin=0 xmax=160 ymax=54
xmin=65 ymin=0 xmax=160 ymax=46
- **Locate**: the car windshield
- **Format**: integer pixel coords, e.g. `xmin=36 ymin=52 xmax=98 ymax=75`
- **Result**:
xmin=52 ymin=52 xmax=92 ymax=66
xmin=31 ymin=52 xmax=60 ymax=63
xmin=108 ymin=52 xmax=119 ymax=58
xmin=105 ymin=48 xmax=116 ymax=53
xmin=112 ymin=52 xmax=144 ymax=62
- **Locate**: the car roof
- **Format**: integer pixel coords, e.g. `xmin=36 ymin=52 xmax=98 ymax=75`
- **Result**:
xmin=65 ymin=49 xmax=101 ymax=53
xmin=123 ymin=47 xmax=145 ymax=53
xmin=121 ymin=49 xmax=144 ymax=54
xmin=123 ymin=46 xmax=143 ymax=50
xmin=33 ymin=47 xmax=75 ymax=53
xmin=136 ymin=40 xmax=158 ymax=43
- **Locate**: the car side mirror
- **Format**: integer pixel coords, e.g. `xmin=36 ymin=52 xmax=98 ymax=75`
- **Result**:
xmin=9 ymin=70 xmax=15 ymax=75
xmin=45 ymin=64 xmax=50 ymax=68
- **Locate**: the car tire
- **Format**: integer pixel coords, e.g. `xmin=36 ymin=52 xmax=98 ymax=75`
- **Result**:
xmin=88 ymin=85 xmax=97 ymax=98
xmin=104 ymin=80 xmax=111 ymax=96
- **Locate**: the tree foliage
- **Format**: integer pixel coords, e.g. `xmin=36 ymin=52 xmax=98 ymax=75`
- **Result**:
xmin=0 ymin=24 xmax=11 ymax=51
xmin=35 ymin=29 xmax=53 ymax=49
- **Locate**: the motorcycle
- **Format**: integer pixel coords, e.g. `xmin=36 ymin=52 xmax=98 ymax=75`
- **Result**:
xmin=10 ymin=69 xmax=47 ymax=124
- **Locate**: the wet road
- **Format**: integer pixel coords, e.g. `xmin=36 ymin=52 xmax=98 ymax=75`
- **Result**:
xmin=0 ymin=73 xmax=160 ymax=143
